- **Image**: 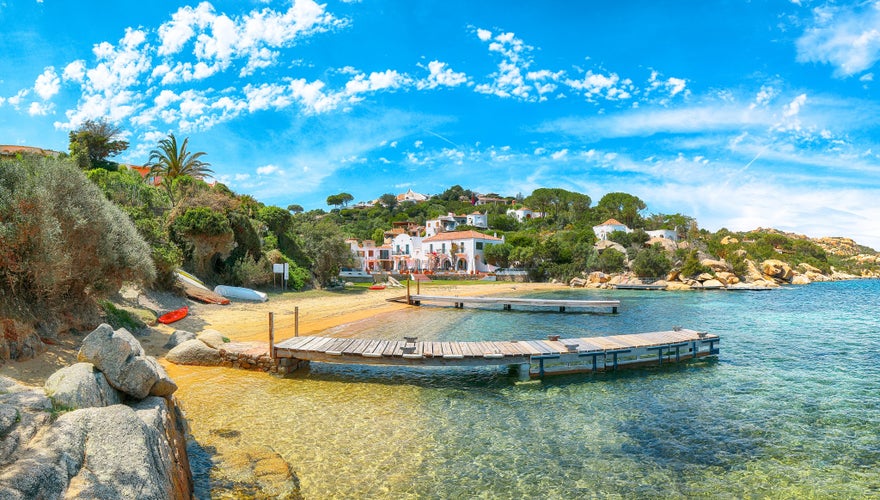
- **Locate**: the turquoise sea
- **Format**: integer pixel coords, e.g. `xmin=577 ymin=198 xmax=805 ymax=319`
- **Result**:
xmin=176 ymin=280 xmax=880 ymax=498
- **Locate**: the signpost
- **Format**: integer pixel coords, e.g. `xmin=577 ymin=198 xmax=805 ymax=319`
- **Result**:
xmin=273 ymin=263 xmax=289 ymax=290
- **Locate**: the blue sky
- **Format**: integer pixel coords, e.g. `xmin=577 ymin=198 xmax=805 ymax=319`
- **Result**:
xmin=2 ymin=0 xmax=880 ymax=249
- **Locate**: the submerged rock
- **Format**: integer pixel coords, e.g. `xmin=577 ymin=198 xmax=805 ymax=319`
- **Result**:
xmin=166 ymin=339 xmax=221 ymax=366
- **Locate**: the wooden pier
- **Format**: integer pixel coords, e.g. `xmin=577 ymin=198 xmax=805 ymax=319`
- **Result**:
xmin=392 ymin=278 xmax=620 ymax=313
xmin=273 ymin=328 xmax=719 ymax=378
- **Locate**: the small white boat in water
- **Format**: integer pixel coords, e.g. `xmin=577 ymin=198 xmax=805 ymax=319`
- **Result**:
xmin=214 ymin=285 xmax=268 ymax=302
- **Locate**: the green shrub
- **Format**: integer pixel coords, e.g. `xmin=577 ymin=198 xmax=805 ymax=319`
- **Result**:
xmin=0 ymin=156 xmax=155 ymax=321
xmin=596 ymin=249 xmax=626 ymax=273
xmin=99 ymin=300 xmax=146 ymax=332
xmin=631 ymin=244 xmax=673 ymax=278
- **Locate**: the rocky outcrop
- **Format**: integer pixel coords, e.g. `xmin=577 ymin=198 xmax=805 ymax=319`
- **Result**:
xmin=762 ymin=259 xmax=794 ymax=282
xmin=44 ymin=362 xmax=122 ymax=410
xmin=78 ymin=324 xmax=177 ymax=399
xmin=166 ymin=339 xmax=222 ymax=366
xmin=569 ymin=277 xmax=587 ymax=287
xmin=0 ymin=324 xmax=193 ymax=499
xmin=0 ymin=377 xmax=52 ymax=466
xmin=701 ymin=259 xmax=733 ymax=273
xmin=0 ymin=400 xmax=190 ymax=499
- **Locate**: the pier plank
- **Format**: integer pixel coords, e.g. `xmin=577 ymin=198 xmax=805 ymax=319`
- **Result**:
xmin=272 ymin=329 xmax=719 ymax=376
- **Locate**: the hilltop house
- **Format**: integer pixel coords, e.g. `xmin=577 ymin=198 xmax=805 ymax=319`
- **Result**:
xmin=506 ymin=207 xmax=544 ymax=223
xmin=123 ymin=164 xmax=163 ymax=186
xmin=592 ymin=219 xmax=680 ymax=242
xmin=592 ymin=218 xmax=631 ymax=240
xmin=645 ymin=229 xmax=679 ymax=241
xmin=396 ymin=189 xmax=429 ymax=203
xmin=424 ymin=212 xmax=488 ymax=237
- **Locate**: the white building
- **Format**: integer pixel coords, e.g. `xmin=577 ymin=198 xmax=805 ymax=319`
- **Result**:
xmin=645 ymin=229 xmax=678 ymax=241
xmin=421 ymin=230 xmax=503 ymax=273
xmin=592 ymin=218 xmax=631 ymax=241
xmin=425 ymin=212 xmax=488 ymax=237
xmin=506 ymin=207 xmax=544 ymax=223
xmin=396 ymin=188 xmax=429 ymax=203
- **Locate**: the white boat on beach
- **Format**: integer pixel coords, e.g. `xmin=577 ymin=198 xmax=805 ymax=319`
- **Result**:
xmin=214 ymin=285 xmax=268 ymax=302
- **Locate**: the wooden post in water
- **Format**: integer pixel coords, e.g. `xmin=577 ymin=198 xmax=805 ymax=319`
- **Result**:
xmin=268 ymin=312 xmax=275 ymax=360
xmin=295 ymin=306 xmax=299 ymax=337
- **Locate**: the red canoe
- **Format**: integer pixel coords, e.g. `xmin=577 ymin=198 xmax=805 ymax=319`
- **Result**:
xmin=157 ymin=306 xmax=188 ymax=324
xmin=368 ymin=284 xmax=386 ymax=290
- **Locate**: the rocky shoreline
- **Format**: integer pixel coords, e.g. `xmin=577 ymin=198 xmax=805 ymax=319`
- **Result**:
xmin=0 ymin=324 xmax=192 ymax=499
xmin=569 ymin=257 xmax=874 ymax=290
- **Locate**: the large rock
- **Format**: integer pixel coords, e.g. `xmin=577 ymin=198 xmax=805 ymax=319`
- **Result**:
xmin=745 ymin=259 xmax=765 ymax=282
xmin=588 ymin=271 xmax=609 ymax=284
xmin=702 ymin=279 xmax=725 ymax=288
xmin=797 ymin=262 xmax=822 ymax=274
xmin=715 ymin=271 xmax=739 ymax=285
xmin=700 ymin=259 xmax=733 ymax=273
xmin=44 ymin=362 xmax=122 ymax=410
xmin=166 ymin=339 xmax=222 ymax=366
xmin=791 ymin=274 xmax=811 ymax=285
xmin=164 ymin=329 xmax=197 ymax=349
xmin=0 ymin=401 xmax=192 ymax=499
xmin=569 ymin=277 xmax=587 ymax=287
xmin=762 ymin=259 xmax=794 ymax=282
xmin=78 ymin=324 xmax=177 ymax=399
xmin=197 ymin=329 xmax=226 ymax=349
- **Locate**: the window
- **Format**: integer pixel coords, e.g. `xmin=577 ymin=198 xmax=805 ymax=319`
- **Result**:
xmin=476 ymin=242 xmax=483 ymax=250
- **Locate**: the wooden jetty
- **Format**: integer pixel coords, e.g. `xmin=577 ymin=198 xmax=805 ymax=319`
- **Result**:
xmin=273 ymin=328 xmax=719 ymax=379
xmin=391 ymin=279 xmax=620 ymax=313
xmin=396 ymin=294 xmax=620 ymax=313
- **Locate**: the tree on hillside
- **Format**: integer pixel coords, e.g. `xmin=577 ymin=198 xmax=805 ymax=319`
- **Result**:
xmin=379 ymin=193 xmax=398 ymax=210
xmin=596 ymin=192 xmax=646 ymax=228
xmin=326 ymin=192 xmax=354 ymax=208
xmin=68 ymin=118 xmax=129 ymax=171
xmin=287 ymin=204 xmax=304 ymax=214
xmin=147 ymin=133 xmax=213 ymax=182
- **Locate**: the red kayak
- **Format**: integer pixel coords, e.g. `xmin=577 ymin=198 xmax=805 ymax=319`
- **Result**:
xmin=368 ymin=284 xmax=386 ymax=290
xmin=157 ymin=306 xmax=188 ymax=324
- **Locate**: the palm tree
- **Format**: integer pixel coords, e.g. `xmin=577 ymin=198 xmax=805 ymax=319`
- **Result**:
xmin=147 ymin=133 xmax=213 ymax=181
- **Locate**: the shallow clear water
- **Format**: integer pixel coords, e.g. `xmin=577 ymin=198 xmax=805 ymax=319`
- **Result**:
xmin=173 ymin=280 xmax=880 ymax=498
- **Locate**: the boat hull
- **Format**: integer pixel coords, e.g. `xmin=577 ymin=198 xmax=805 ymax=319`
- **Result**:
xmin=214 ymin=285 xmax=268 ymax=302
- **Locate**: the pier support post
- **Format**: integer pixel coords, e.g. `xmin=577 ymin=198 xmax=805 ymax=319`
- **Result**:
xmin=295 ymin=306 xmax=299 ymax=337
xmin=268 ymin=312 xmax=275 ymax=360
xmin=511 ymin=363 xmax=530 ymax=381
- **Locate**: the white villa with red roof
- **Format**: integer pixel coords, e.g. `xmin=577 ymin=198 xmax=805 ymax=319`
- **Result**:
xmin=592 ymin=218 xmax=631 ymax=240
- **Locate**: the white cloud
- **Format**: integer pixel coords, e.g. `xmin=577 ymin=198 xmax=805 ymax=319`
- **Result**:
xmin=28 ymin=101 xmax=52 ymax=116
xmin=783 ymin=93 xmax=807 ymax=117
xmin=796 ymin=3 xmax=880 ymax=77
xmin=417 ymin=60 xmax=468 ymax=90
xmin=34 ymin=67 xmax=60 ymax=100
xmin=344 ymin=69 xmax=410 ymax=97
xmin=861 ymin=72 xmax=875 ymax=81
xmin=62 ymin=60 xmax=86 ymax=82
xmin=551 ymin=148 xmax=568 ymax=160
xmin=257 ymin=164 xmax=280 ymax=175
xmin=476 ymin=28 xmax=492 ymax=41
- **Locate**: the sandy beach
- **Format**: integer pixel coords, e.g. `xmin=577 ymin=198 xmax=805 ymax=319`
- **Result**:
xmin=0 ymin=281 xmax=565 ymax=384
